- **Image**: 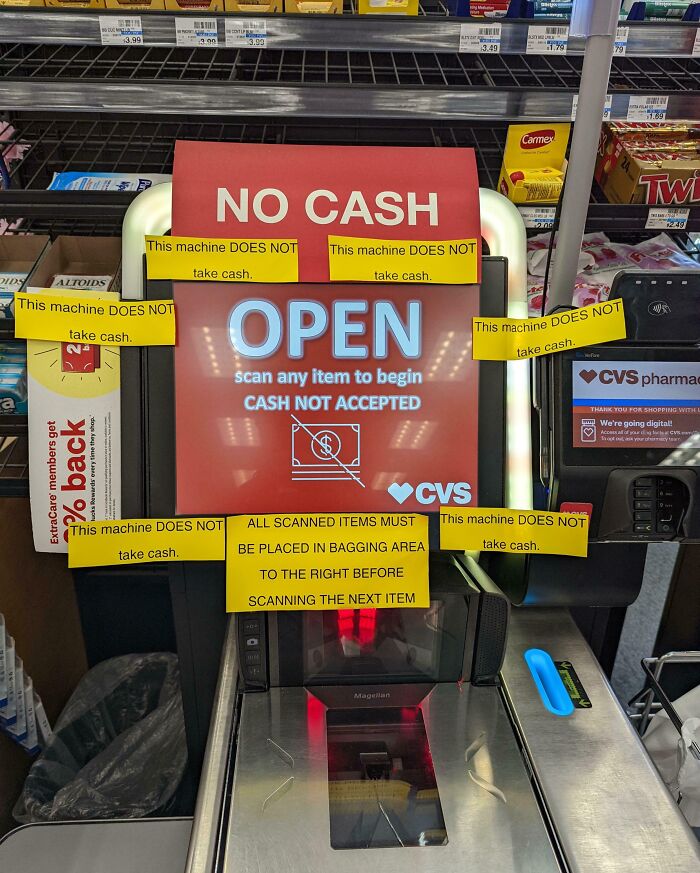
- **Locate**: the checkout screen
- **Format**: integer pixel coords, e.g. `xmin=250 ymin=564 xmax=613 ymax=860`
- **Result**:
xmin=572 ymin=360 xmax=700 ymax=449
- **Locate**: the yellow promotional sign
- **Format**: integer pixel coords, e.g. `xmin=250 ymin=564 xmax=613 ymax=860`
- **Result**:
xmin=328 ymin=236 xmax=479 ymax=284
xmin=440 ymin=508 xmax=589 ymax=557
xmin=68 ymin=517 xmax=225 ymax=568
xmin=145 ymin=235 xmax=299 ymax=283
xmin=472 ymin=299 xmax=626 ymax=361
xmin=15 ymin=292 xmax=175 ymax=346
xmin=226 ymin=513 xmax=429 ymax=612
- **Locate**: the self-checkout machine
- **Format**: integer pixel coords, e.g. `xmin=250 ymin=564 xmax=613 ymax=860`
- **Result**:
xmin=113 ymin=114 xmax=700 ymax=873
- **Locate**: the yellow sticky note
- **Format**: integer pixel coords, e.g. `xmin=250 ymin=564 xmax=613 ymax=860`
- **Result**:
xmin=68 ymin=517 xmax=225 ymax=567
xmin=145 ymin=235 xmax=299 ymax=283
xmin=15 ymin=292 xmax=175 ymax=346
xmin=328 ymin=236 xmax=479 ymax=284
xmin=226 ymin=513 xmax=429 ymax=612
xmin=440 ymin=507 xmax=588 ymax=557
xmin=473 ymin=299 xmax=626 ymax=361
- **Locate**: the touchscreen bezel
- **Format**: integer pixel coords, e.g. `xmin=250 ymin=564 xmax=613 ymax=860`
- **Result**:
xmin=561 ymin=344 xmax=700 ymax=468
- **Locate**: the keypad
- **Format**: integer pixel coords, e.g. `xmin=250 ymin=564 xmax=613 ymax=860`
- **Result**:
xmin=631 ymin=476 xmax=687 ymax=538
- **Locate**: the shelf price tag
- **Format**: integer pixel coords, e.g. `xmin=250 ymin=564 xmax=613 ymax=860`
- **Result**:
xmin=226 ymin=513 xmax=429 ymax=613
xmin=627 ymin=95 xmax=668 ymax=122
xmin=440 ymin=508 xmax=589 ymax=557
xmin=99 ymin=16 xmax=143 ymax=46
xmin=614 ymin=26 xmax=629 ymax=56
xmin=571 ymin=93 xmax=612 ymax=121
xmin=519 ymin=206 xmax=556 ymax=230
xmin=459 ymin=22 xmax=501 ymax=54
xmin=175 ymin=18 xmax=219 ymax=48
xmin=225 ymin=19 xmax=268 ymax=48
xmin=693 ymin=28 xmax=700 ymax=57
xmin=645 ymin=207 xmax=690 ymax=231
xmin=526 ymin=25 xmax=569 ymax=55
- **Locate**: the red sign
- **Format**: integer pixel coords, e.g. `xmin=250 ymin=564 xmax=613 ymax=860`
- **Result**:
xmin=172 ymin=142 xmax=481 ymax=283
xmin=174 ymin=283 xmax=480 ymax=515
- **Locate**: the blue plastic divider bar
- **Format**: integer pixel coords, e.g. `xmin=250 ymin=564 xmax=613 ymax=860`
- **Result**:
xmin=524 ymin=648 xmax=575 ymax=717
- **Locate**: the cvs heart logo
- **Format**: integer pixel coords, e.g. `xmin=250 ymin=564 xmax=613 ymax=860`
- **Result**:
xmin=578 ymin=369 xmax=598 ymax=384
xmin=387 ymin=482 xmax=472 ymax=505
xmin=387 ymin=483 xmax=413 ymax=505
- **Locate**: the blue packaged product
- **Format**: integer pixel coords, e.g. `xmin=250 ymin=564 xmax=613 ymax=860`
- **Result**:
xmin=48 ymin=172 xmax=172 ymax=192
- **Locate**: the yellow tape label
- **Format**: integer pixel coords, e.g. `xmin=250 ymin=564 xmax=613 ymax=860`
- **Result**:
xmin=15 ymin=292 xmax=175 ymax=346
xmin=440 ymin=508 xmax=588 ymax=557
xmin=328 ymin=236 xmax=479 ymax=284
xmin=226 ymin=513 xmax=429 ymax=612
xmin=472 ymin=299 xmax=626 ymax=361
xmin=145 ymin=235 xmax=299 ymax=283
xmin=68 ymin=517 xmax=225 ymax=568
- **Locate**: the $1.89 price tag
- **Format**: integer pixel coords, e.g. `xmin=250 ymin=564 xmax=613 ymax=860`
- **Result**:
xmin=99 ymin=16 xmax=143 ymax=46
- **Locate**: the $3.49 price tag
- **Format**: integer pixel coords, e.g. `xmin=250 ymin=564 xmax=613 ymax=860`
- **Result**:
xmin=459 ymin=23 xmax=501 ymax=54
xmin=175 ymin=18 xmax=219 ymax=48
xmin=526 ymin=25 xmax=568 ymax=55
xmin=99 ymin=16 xmax=143 ymax=46
xmin=225 ymin=19 xmax=268 ymax=48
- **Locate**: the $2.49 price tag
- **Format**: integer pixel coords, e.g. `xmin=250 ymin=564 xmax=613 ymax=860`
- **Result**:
xmin=99 ymin=16 xmax=143 ymax=46
xmin=645 ymin=207 xmax=690 ymax=231
xmin=225 ymin=19 xmax=268 ymax=48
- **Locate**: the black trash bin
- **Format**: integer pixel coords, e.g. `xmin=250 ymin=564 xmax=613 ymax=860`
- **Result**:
xmin=14 ymin=653 xmax=186 ymax=822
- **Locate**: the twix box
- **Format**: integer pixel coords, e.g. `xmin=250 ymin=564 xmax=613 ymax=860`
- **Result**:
xmin=595 ymin=121 xmax=700 ymax=205
xmin=498 ymin=123 xmax=571 ymax=204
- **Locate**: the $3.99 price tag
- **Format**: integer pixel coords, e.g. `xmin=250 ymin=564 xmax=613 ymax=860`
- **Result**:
xmin=225 ymin=19 xmax=268 ymax=48
xmin=175 ymin=18 xmax=219 ymax=48
xmin=99 ymin=15 xmax=143 ymax=46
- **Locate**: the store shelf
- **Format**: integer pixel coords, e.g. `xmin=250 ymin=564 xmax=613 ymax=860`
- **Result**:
xmin=0 ymin=44 xmax=698 ymax=119
xmin=0 ymin=431 xmax=29 ymax=498
xmin=3 ymin=114 xmax=700 ymax=233
xmin=1 ymin=9 xmax=699 ymax=57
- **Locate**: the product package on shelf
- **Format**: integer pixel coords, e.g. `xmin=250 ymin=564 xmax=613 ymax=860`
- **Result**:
xmin=621 ymin=0 xmax=698 ymax=18
xmin=45 ymin=0 xmax=105 ymax=6
xmin=526 ymin=231 xmax=700 ymax=315
xmin=284 ymin=0 xmax=342 ymax=11
xmin=446 ymin=0 xmax=511 ymax=14
xmin=163 ymin=0 xmax=224 ymax=9
xmin=498 ymin=123 xmax=571 ymax=205
xmin=225 ymin=0 xmax=282 ymax=9
xmin=0 ymin=615 xmax=51 ymax=756
xmin=0 ymin=342 xmax=28 ymax=415
xmin=358 ymin=0 xmax=417 ymax=15
xmin=0 ymin=236 xmax=51 ymax=320
xmin=25 ymin=237 xmax=122 ymax=553
xmin=596 ymin=122 xmax=700 ymax=205
xmin=104 ymin=0 xmax=165 ymax=8
xmin=48 ymin=173 xmax=172 ymax=192
xmin=0 ymin=0 xmax=45 ymax=6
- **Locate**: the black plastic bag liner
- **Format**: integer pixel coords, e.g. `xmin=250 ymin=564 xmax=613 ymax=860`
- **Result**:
xmin=14 ymin=653 xmax=186 ymax=822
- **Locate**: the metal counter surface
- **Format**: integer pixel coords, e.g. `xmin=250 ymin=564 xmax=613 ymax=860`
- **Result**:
xmin=502 ymin=607 xmax=700 ymax=873
xmin=224 ymin=682 xmax=561 ymax=873
xmin=0 ymin=817 xmax=192 ymax=873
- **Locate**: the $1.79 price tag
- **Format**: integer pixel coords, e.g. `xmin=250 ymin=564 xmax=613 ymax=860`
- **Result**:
xmin=526 ymin=25 xmax=568 ymax=55
xmin=99 ymin=16 xmax=143 ymax=46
